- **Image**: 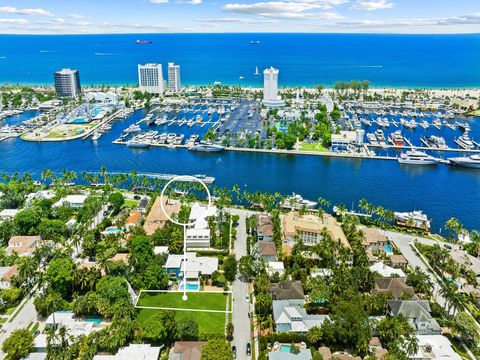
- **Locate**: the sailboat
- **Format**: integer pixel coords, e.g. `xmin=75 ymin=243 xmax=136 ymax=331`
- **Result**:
xmin=254 ymin=66 xmax=259 ymax=76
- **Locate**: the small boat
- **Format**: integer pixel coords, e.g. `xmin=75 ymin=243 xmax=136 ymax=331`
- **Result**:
xmin=367 ymin=133 xmax=377 ymax=144
xmin=449 ymin=154 xmax=480 ymax=169
xmin=91 ymin=132 xmax=102 ymax=141
xmin=427 ymin=135 xmax=447 ymax=149
xmin=389 ymin=130 xmax=404 ymax=146
xmin=254 ymin=66 xmax=259 ymax=76
xmin=397 ymin=150 xmax=440 ymax=165
xmin=136 ymin=40 xmax=152 ymax=44
xmin=239 ymin=76 xmax=245 ymax=80
xmin=127 ymin=141 xmax=150 ymax=148
xmin=250 ymin=40 xmax=260 ymax=44
xmin=456 ymin=122 xmax=471 ymax=132
xmin=375 ymin=129 xmax=386 ymax=144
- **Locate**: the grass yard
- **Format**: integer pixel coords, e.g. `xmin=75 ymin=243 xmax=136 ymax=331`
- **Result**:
xmin=124 ymin=199 xmax=139 ymax=207
xmin=137 ymin=291 xmax=228 ymax=311
xmin=136 ymin=308 xmax=226 ymax=335
xmin=300 ymin=142 xmax=329 ymax=152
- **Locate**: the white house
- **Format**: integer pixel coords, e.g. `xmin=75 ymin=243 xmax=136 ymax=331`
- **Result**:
xmin=0 ymin=209 xmax=20 ymax=220
xmin=93 ymin=344 xmax=163 ymax=360
xmin=268 ymin=262 xmax=285 ymax=276
xmin=370 ymin=262 xmax=406 ymax=278
xmin=412 ymin=335 xmax=461 ymax=360
xmin=53 ymin=194 xmax=87 ymax=208
xmin=165 ymin=253 xmax=218 ymax=282
xmin=185 ymin=202 xmax=217 ymax=249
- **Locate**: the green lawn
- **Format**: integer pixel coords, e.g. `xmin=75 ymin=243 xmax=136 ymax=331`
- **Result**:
xmin=124 ymin=199 xmax=139 ymax=207
xmin=300 ymin=142 xmax=329 ymax=152
xmin=466 ymin=109 xmax=480 ymax=116
xmin=137 ymin=291 xmax=228 ymax=311
xmin=5 ymin=307 xmax=16 ymax=316
xmin=137 ymin=308 xmax=226 ymax=335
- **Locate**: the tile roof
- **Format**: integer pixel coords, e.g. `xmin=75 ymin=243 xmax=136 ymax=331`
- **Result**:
xmin=258 ymin=241 xmax=277 ymax=256
xmin=373 ymin=277 xmax=416 ymax=299
xmin=270 ymin=281 xmax=305 ymax=300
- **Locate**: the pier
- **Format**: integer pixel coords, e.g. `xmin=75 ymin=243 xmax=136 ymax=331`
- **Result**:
xmin=367 ymin=143 xmax=480 ymax=153
xmin=82 ymin=109 xmax=124 ymax=141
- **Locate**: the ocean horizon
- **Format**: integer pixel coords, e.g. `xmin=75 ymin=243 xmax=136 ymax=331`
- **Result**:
xmin=1 ymin=33 xmax=479 ymax=88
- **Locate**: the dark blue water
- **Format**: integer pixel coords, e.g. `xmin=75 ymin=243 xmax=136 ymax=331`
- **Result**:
xmin=0 ymin=34 xmax=480 ymax=87
xmin=1 ymin=109 xmax=479 ymax=232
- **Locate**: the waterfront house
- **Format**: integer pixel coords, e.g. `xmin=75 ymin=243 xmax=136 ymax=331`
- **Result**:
xmin=450 ymin=249 xmax=480 ymax=277
xmin=389 ymin=254 xmax=408 ymax=268
xmin=143 ymin=197 xmax=181 ymax=236
xmin=0 ymin=266 xmax=18 ymax=289
xmin=25 ymin=190 xmax=56 ymax=206
xmin=282 ymin=212 xmax=350 ymax=250
xmin=257 ymin=241 xmax=278 ymax=262
xmin=373 ymin=278 xmax=416 ymax=300
xmin=331 ymin=130 xmax=359 ymax=152
xmin=93 ymin=344 xmax=163 ymax=360
xmin=137 ymin=196 xmax=149 ymax=213
xmin=387 ymin=300 xmax=441 ymax=335
xmin=411 ymin=335 xmax=461 ymax=360
xmin=7 ymin=236 xmax=41 ymax=257
xmin=169 ymin=341 xmax=205 ymax=360
xmin=125 ymin=210 xmax=142 ymax=229
xmin=53 ymin=194 xmax=87 ymax=208
xmin=370 ymin=262 xmax=406 ymax=278
xmin=257 ymin=214 xmax=273 ymax=241
xmin=268 ymin=262 xmax=285 ymax=276
xmin=164 ymin=253 xmax=218 ymax=281
xmin=361 ymin=228 xmax=388 ymax=253
xmin=270 ymin=281 xmax=305 ymax=301
xmin=273 ymin=299 xmax=328 ymax=333
xmin=317 ymin=348 xmax=362 ymax=360
xmin=268 ymin=349 xmax=312 ymax=360
xmin=184 ymin=202 xmax=217 ymax=249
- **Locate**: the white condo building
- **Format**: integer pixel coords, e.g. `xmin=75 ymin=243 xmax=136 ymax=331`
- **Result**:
xmin=167 ymin=62 xmax=181 ymax=93
xmin=262 ymin=66 xmax=284 ymax=107
xmin=54 ymin=68 xmax=81 ymax=98
xmin=138 ymin=63 xmax=164 ymax=95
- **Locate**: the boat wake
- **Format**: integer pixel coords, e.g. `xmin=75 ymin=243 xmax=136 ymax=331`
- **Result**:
xmin=39 ymin=50 xmax=55 ymax=53
xmin=0 ymin=56 xmax=6 ymax=59
xmin=322 ymin=65 xmax=383 ymax=68
xmin=94 ymin=52 xmax=121 ymax=56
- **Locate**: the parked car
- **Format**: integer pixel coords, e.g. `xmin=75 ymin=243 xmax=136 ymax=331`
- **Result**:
xmin=232 ymin=346 xmax=237 ymax=359
xmin=246 ymin=343 xmax=251 ymax=356
xmin=245 ymin=295 xmax=249 ymax=303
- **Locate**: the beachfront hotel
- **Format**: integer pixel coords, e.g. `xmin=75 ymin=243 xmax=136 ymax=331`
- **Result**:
xmin=54 ymin=68 xmax=81 ymax=98
xmin=262 ymin=66 xmax=285 ymax=107
xmin=138 ymin=63 xmax=164 ymax=95
xmin=167 ymin=62 xmax=181 ymax=93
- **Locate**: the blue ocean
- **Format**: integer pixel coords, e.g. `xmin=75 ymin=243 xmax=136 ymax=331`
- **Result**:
xmin=0 ymin=33 xmax=479 ymax=87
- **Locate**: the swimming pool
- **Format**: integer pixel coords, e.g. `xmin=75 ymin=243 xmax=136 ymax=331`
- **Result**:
xmin=70 ymin=117 xmax=87 ymax=124
xmin=280 ymin=344 xmax=292 ymax=353
xmin=384 ymin=244 xmax=393 ymax=255
xmin=91 ymin=107 xmax=103 ymax=116
xmin=446 ymin=277 xmax=463 ymax=287
xmin=85 ymin=317 xmax=102 ymax=325
xmin=179 ymin=281 xmax=200 ymax=291
xmin=103 ymin=226 xmax=122 ymax=235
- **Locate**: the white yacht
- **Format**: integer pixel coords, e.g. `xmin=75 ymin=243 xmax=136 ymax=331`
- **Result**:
xmin=449 ymin=154 xmax=480 ymax=169
xmin=394 ymin=210 xmax=431 ymax=230
xmin=123 ymin=124 xmax=141 ymax=134
xmin=455 ymin=132 xmax=474 ymax=150
xmin=367 ymin=133 xmax=377 ymax=144
xmin=427 ymin=135 xmax=447 ymax=149
xmin=375 ymin=129 xmax=386 ymax=144
xmin=281 ymin=193 xmax=317 ymax=210
xmin=397 ymin=150 xmax=440 ymax=165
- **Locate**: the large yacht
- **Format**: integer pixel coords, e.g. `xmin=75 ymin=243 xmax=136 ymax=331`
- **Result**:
xmin=188 ymin=141 xmax=225 ymax=152
xmin=397 ymin=150 xmax=440 ymax=165
xmin=394 ymin=210 xmax=431 ymax=230
xmin=455 ymin=132 xmax=474 ymax=150
xmin=449 ymin=154 xmax=480 ymax=169
xmin=281 ymin=193 xmax=317 ymax=210
xmin=123 ymin=124 xmax=141 ymax=134
xmin=375 ymin=129 xmax=386 ymax=144
xmin=427 ymin=135 xmax=447 ymax=149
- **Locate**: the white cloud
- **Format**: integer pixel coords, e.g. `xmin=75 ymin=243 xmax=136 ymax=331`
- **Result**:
xmin=223 ymin=1 xmax=344 ymax=19
xmin=68 ymin=14 xmax=86 ymax=19
xmin=185 ymin=0 xmax=203 ymax=4
xmin=0 ymin=18 xmax=29 ymax=24
xmin=0 ymin=6 xmax=53 ymax=16
xmin=351 ymin=0 xmax=394 ymax=11
xmin=196 ymin=17 xmax=278 ymax=24
xmin=149 ymin=0 xmax=169 ymax=3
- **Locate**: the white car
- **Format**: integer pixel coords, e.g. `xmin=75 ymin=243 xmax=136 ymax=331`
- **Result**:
xmin=245 ymin=295 xmax=249 ymax=303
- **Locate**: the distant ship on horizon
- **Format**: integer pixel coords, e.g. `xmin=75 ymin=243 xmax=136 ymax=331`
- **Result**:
xmin=136 ymin=39 xmax=152 ymax=44
xmin=250 ymin=40 xmax=260 ymax=44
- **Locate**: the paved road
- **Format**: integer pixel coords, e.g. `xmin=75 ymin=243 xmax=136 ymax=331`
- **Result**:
xmin=230 ymin=208 xmax=254 ymax=360
xmin=0 ymin=294 xmax=37 ymax=358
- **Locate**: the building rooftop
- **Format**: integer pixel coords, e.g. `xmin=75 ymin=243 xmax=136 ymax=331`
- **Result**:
xmin=270 ymin=281 xmax=305 ymax=300
xmin=7 ymin=236 xmax=41 ymax=256
xmin=373 ymin=277 xmax=416 ymax=299
xmin=0 ymin=265 xmax=18 ymax=282
xmin=370 ymin=262 xmax=406 ymax=278
xmin=169 ymin=341 xmax=206 ymax=360
xmin=258 ymin=241 xmax=277 ymax=256
xmin=257 ymin=214 xmax=274 ymax=237
xmin=389 ymin=254 xmax=407 ymax=265
xmin=165 ymin=253 xmax=218 ymax=276
xmin=125 ymin=210 xmax=142 ymax=226
xmin=93 ymin=344 xmax=163 ymax=360
xmin=273 ymin=299 xmax=328 ymax=332
xmin=268 ymin=349 xmax=312 ymax=360
xmin=450 ymin=249 xmax=480 ymax=275
xmin=361 ymin=228 xmax=388 ymax=246
xmin=53 ymin=194 xmax=87 ymax=207
xmin=144 ymin=197 xmax=181 ymax=235
xmin=413 ymin=335 xmax=461 ymax=360
xmin=282 ymin=212 xmax=350 ymax=249
xmin=0 ymin=209 xmax=20 ymax=218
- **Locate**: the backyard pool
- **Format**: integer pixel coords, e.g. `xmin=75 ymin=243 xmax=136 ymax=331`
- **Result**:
xmin=179 ymin=281 xmax=200 ymax=291
xmin=103 ymin=226 xmax=122 ymax=235
xmin=384 ymin=244 xmax=393 ymax=255
xmin=280 ymin=344 xmax=293 ymax=353
xmin=85 ymin=317 xmax=102 ymax=325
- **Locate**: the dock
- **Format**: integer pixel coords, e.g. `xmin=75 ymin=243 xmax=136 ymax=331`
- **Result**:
xmin=82 ymin=109 xmax=124 ymax=141
xmin=367 ymin=143 xmax=480 ymax=153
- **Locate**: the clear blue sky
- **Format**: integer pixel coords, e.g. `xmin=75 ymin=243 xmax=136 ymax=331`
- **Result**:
xmin=0 ymin=0 xmax=479 ymax=34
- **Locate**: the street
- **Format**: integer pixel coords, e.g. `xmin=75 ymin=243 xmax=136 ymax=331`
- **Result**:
xmin=229 ymin=208 xmax=255 ymax=360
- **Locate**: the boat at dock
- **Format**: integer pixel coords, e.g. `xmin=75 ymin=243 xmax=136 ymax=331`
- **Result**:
xmin=388 ymin=131 xmax=404 ymax=146
xmin=397 ymin=150 xmax=440 ymax=165
xmin=127 ymin=140 xmax=150 ymax=148
xmin=455 ymin=132 xmax=474 ymax=150
xmin=448 ymin=154 xmax=480 ymax=169
xmin=123 ymin=124 xmax=141 ymax=134
xmin=367 ymin=133 xmax=377 ymax=145
xmin=394 ymin=210 xmax=431 ymax=230
xmin=188 ymin=141 xmax=225 ymax=152
xmin=281 ymin=193 xmax=317 ymax=210
xmin=91 ymin=132 xmax=102 ymax=141
xmin=426 ymin=135 xmax=447 ymax=149
xmin=375 ymin=129 xmax=386 ymax=145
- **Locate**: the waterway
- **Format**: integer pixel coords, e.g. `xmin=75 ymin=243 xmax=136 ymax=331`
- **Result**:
xmin=1 ymin=109 xmax=479 ymax=232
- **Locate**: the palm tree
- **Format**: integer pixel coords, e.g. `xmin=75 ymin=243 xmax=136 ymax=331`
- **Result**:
xmin=404 ymin=333 xmax=419 ymax=357
xmin=359 ymin=198 xmax=369 ymax=214
xmin=17 ymin=256 xmax=38 ymax=289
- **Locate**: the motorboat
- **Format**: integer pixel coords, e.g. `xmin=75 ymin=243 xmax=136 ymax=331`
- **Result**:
xmin=389 ymin=130 xmax=404 ymax=146
xmin=123 ymin=124 xmax=141 ymax=134
xmin=397 ymin=150 xmax=440 ymax=165
xmin=449 ymin=154 xmax=480 ymax=169
xmin=375 ymin=129 xmax=386 ymax=144
xmin=188 ymin=141 xmax=225 ymax=152
xmin=394 ymin=210 xmax=431 ymax=230
xmin=427 ymin=135 xmax=447 ymax=149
